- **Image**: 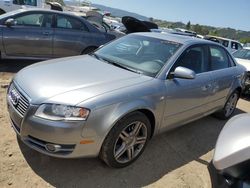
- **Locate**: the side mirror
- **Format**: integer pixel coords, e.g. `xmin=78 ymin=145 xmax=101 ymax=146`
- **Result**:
xmin=169 ymin=66 xmax=196 ymax=79
xmin=5 ymin=18 xmax=15 ymax=27
xmin=213 ymin=114 xmax=250 ymax=179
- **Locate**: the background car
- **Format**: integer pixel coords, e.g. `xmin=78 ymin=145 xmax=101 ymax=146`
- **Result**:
xmin=204 ymin=35 xmax=243 ymax=53
xmin=233 ymin=48 xmax=250 ymax=94
xmin=7 ymin=33 xmax=245 ymax=168
xmin=0 ymin=9 xmax=118 ymax=60
xmin=211 ymin=114 xmax=250 ymax=188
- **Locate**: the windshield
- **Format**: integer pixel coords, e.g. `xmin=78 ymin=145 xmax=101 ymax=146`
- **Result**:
xmin=94 ymin=35 xmax=182 ymax=77
xmin=233 ymin=49 xmax=250 ymax=60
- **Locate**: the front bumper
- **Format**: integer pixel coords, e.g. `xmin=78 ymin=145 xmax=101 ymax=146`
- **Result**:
xmin=7 ymin=99 xmax=101 ymax=158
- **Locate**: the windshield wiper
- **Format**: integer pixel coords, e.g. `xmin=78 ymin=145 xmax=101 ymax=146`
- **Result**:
xmin=106 ymin=59 xmax=142 ymax=74
xmin=91 ymin=53 xmax=142 ymax=74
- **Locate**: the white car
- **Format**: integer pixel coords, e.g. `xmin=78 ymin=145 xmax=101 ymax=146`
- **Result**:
xmin=233 ymin=48 xmax=250 ymax=94
xmin=205 ymin=35 xmax=243 ymax=53
xmin=0 ymin=0 xmax=45 ymax=14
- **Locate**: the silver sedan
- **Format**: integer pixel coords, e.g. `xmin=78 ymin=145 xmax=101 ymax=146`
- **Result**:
xmin=7 ymin=32 xmax=246 ymax=168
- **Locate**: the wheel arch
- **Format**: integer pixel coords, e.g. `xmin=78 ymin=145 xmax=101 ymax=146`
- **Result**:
xmin=105 ymin=102 xmax=157 ymax=140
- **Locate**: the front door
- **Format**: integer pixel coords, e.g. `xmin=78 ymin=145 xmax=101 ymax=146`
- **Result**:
xmin=162 ymin=45 xmax=213 ymax=130
xmin=2 ymin=12 xmax=53 ymax=58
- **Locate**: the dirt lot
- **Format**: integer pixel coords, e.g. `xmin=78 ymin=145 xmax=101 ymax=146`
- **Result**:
xmin=1 ymin=60 xmax=250 ymax=188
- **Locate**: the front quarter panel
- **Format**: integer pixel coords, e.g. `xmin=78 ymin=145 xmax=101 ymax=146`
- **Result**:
xmin=78 ymin=79 xmax=166 ymax=156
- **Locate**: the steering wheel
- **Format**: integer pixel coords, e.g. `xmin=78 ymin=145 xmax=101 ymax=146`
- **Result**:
xmin=152 ymin=59 xmax=165 ymax=66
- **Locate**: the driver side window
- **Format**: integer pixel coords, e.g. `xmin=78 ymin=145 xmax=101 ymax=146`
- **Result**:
xmin=14 ymin=13 xmax=52 ymax=28
xmin=173 ymin=46 xmax=208 ymax=74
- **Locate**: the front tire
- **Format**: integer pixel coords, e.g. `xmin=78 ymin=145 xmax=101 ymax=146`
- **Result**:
xmin=214 ymin=90 xmax=239 ymax=120
xmin=100 ymin=112 xmax=151 ymax=168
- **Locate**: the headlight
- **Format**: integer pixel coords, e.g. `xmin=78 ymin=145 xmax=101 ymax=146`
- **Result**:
xmin=35 ymin=104 xmax=90 ymax=121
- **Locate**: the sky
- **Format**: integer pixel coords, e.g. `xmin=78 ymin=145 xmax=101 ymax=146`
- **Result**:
xmin=89 ymin=0 xmax=250 ymax=31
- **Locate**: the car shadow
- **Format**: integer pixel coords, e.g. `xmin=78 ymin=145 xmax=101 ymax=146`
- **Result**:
xmin=18 ymin=108 xmax=246 ymax=187
xmin=0 ymin=59 xmax=38 ymax=73
xmin=241 ymin=94 xmax=250 ymax=101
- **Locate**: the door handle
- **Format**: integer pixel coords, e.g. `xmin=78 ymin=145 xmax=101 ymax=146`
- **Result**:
xmin=201 ymin=84 xmax=212 ymax=91
xmin=42 ymin=31 xmax=52 ymax=35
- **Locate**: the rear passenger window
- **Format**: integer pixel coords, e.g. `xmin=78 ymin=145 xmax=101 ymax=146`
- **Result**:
xmin=56 ymin=15 xmax=87 ymax=31
xmin=210 ymin=46 xmax=229 ymax=70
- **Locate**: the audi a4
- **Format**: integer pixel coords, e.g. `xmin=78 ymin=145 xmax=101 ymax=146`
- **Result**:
xmin=7 ymin=33 xmax=246 ymax=167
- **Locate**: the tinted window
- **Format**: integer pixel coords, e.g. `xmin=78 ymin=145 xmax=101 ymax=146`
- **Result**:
xmin=56 ymin=15 xmax=87 ymax=31
xmin=13 ymin=0 xmax=37 ymax=6
xmin=15 ymin=13 xmax=52 ymax=27
xmin=210 ymin=46 xmax=229 ymax=70
xmin=231 ymin=42 xmax=239 ymax=50
xmin=173 ymin=46 xmax=208 ymax=74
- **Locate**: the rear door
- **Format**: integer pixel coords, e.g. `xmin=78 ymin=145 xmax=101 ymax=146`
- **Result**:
xmin=2 ymin=11 xmax=53 ymax=58
xmin=53 ymin=14 xmax=96 ymax=57
xmin=207 ymin=45 xmax=238 ymax=109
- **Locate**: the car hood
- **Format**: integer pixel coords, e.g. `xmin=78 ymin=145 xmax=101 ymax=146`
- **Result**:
xmin=235 ymin=58 xmax=250 ymax=71
xmin=14 ymin=55 xmax=152 ymax=105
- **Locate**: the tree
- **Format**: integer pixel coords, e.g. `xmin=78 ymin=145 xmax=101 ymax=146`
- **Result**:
xmin=186 ymin=21 xmax=191 ymax=30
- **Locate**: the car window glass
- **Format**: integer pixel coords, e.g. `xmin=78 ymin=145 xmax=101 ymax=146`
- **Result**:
xmin=233 ymin=49 xmax=250 ymax=60
xmin=56 ymin=15 xmax=87 ymax=31
xmin=231 ymin=42 xmax=238 ymax=50
xmin=210 ymin=46 xmax=229 ymax=70
xmin=220 ymin=39 xmax=229 ymax=48
xmin=173 ymin=46 xmax=207 ymax=74
xmin=15 ymin=13 xmax=51 ymax=27
xmin=115 ymin=39 xmax=141 ymax=54
xmin=95 ymin=35 xmax=182 ymax=77
xmin=13 ymin=0 xmax=37 ymax=6
xmin=15 ymin=14 xmax=42 ymax=26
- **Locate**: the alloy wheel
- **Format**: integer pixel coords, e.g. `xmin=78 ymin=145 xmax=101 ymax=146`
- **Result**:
xmin=113 ymin=121 xmax=147 ymax=164
xmin=225 ymin=93 xmax=238 ymax=117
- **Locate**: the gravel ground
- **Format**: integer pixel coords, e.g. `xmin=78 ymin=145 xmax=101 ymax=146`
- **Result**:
xmin=1 ymin=60 xmax=250 ymax=188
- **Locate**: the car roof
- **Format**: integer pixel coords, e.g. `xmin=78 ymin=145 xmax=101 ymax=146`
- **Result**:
xmin=132 ymin=32 xmax=216 ymax=45
xmin=205 ymin=35 xmax=240 ymax=43
xmin=11 ymin=8 xmax=81 ymax=17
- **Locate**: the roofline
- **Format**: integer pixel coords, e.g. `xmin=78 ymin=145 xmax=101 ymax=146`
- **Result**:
xmin=206 ymin=35 xmax=239 ymax=42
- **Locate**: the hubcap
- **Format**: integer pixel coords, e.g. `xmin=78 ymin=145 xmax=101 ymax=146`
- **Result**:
xmin=113 ymin=121 xmax=147 ymax=164
xmin=225 ymin=93 xmax=238 ymax=117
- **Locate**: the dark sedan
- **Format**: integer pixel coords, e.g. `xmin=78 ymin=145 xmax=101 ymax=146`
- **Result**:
xmin=0 ymin=9 xmax=117 ymax=60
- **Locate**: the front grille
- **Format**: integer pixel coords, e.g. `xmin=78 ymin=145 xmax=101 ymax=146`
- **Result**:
xmin=8 ymin=83 xmax=30 ymax=117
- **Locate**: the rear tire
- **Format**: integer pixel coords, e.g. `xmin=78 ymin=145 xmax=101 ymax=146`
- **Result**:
xmin=214 ymin=90 xmax=239 ymax=120
xmin=100 ymin=111 xmax=151 ymax=168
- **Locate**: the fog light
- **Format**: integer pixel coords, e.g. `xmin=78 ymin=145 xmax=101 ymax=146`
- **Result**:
xmin=45 ymin=143 xmax=61 ymax=153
